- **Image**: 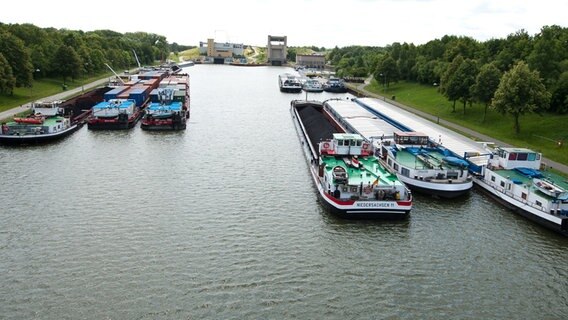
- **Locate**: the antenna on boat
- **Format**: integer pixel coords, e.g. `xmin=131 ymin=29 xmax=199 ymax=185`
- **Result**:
xmin=105 ymin=63 xmax=126 ymax=85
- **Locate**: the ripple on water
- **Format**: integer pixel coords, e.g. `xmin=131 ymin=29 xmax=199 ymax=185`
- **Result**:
xmin=0 ymin=65 xmax=567 ymax=319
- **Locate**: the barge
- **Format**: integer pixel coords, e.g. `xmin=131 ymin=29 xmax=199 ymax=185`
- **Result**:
xmin=324 ymin=99 xmax=473 ymax=198
xmin=475 ymin=147 xmax=568 ymax=236
xmin=290 ymin=99 xmax=412 ymax=219
xmin=0 ymin=101 xmax=81 ymax=145
xmin=141 ymin=74 xmax=190 ymax=131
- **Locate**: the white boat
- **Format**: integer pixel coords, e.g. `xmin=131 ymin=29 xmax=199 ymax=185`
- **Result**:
xmin=302 ymin=79 xmax=323 ymax=92
xmin=278 ymin=73 xmax=302 ymax=93
xmin=533 ymin=178 xmax=567 ymax=198
xmin=474 ymin=147 xmax=568 ymax=236
xmin=376 ymin=131 xmax=473 ymax=198
xmin=323 ymin=77 xmax=347 ymax=93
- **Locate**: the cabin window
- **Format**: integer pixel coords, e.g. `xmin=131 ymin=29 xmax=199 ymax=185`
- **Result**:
xmin=357 ymin=140 xmax=362 ymax=147
xmin=508 ymin=153 xmax=517 ymax=160
xmin=521 ymin=193 xmax=527 ymax=200
xmin=491 ymin=176 xmax=495 ymax=182
xmin=528 ymin=153 xmax=536 ymax=161
xmin=350 ymin=140 xmax=357 ymax=146
xmin=536 ymin=154 xmax=541 ymax=160
xmin=517 ymin=153 xmax=528 ymax=161
xmin=536 ymin=200 xmax=542 ymax=207
xmin=500 ymin=181 xmax=505 ymax=187
xmin=394 ymin=164 xmax=399 ymax=171
xmin=401 ymin=168 xmax=410 ymax=177
xmin=388 ymin=159 xmax=392 ymax=166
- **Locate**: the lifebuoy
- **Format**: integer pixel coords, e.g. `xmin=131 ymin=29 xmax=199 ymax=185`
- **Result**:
xmin=323 ymin=142 xmax=330 ymax=149
xmin=363 ymin=186 xmax=372 ymax=194
xmin=362 ymin=143 xmax=369 ymax=149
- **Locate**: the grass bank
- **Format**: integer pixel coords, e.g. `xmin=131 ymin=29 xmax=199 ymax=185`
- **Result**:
xmin=169 ymin=48 xmax=200 ymax=62
xmin=0 ymin=73 xmax=112 ymax=112
xmin=364 ymin=79 xmax=568 ymax=166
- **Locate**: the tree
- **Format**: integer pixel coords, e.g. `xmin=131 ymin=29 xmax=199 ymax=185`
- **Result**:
xmin=492 ymin=61 xmax=551 ymax=134
xmin=373 ymin=54 xmax=399 ymax=89
xmin=52 ymin=45 xmax=82 ymax=84
xmin=527 ymin=25 xmax=566 ymax=85
xmin=0 ymin=53 xmax=16 ymax=94
xmin=440 ymin=55 xmax=464 ymax=112
xmin=286 ymin=47 xmax=297 ymax=62
xmin=0 ymin=30 xmax=33 ymax=88
xmin=550 ymin=71 xmax=568 ymax=114
xmin=494 ymin=29 xmax=532 ymax=71
xmin=452 ymin=58 xmax=478 ymax=114
xmin=472 ymin=63 xmax=502 ymax=121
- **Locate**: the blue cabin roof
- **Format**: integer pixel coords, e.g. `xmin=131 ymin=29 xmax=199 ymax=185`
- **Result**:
xmin=93 ymin=99 xmax=135 ymax=110
xmin=147 ymin=101 xmax=182 ymax=111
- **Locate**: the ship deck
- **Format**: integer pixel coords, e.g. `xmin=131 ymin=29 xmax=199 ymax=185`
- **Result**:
xmin=321 ymin=155 xmax=400 ymax=186
xmin=493 ymin=168 xmax=568 ymax=199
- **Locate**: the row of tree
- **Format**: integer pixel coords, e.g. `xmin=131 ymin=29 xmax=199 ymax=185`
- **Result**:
xmin=329 ymin=26 xmax=568 ymax=127
xmin=0 ymin=23 xmax=173 ymax=94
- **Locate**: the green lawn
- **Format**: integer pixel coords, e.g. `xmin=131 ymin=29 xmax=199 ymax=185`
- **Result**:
xmin=169 ymin=48 xmax=200 ymax=62
xmin=0 ymin=73 xmax=112 ymax=112
xmin=365 ymin=79 xmax=568 ymax=166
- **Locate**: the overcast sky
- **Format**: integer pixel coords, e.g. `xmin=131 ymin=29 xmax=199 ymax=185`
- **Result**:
xmin=1 ymin=0 xmax=566 ymax=48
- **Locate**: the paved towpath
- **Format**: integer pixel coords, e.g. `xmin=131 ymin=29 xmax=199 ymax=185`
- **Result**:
xmin=0 ymin=77 xmax=111 ymax=121
xmin=348 ymin=80 xmax=568 ymax=175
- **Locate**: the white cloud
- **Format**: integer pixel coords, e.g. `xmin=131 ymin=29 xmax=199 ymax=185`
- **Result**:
xmin=0 ymin=0 xmax=566 ymax=48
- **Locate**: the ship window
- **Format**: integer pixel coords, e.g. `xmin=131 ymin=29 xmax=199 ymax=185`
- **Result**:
xmin=388 ymin=159 xmax=392 ymax=166
xmin=500 ymin=181 xmax=505 ymax=187
xmin=517 ymin=153 xmax=528 ymax=161
xmin=521 ymin=193 xmax=527 ymax=200
xmin=528 ymin=153 xmax=536 ymax=161
xmin=536 ymin=200 xmax=542 ymax=206
xmin=491 ymin=176 xmax=495 ymax=182
xmin=394 ymin=164 xmax=399 ymax=171
xmin=357 ymin=140 xmax=362 ymax=147
xmin=508 ymin=153 xmax=517 ymax=160
xmin=401 ymin=168 xmax=410 ymax=177
xmin=536 ymin=154 xmax=541 ymax=160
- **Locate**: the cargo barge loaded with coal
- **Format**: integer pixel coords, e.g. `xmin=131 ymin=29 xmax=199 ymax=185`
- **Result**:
xmin=290 ymin=99 xmax=412 ymax=219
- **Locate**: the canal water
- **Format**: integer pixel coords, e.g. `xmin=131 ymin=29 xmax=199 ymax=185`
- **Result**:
xmin=1 ymin=65 xmax=567 ymax=319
